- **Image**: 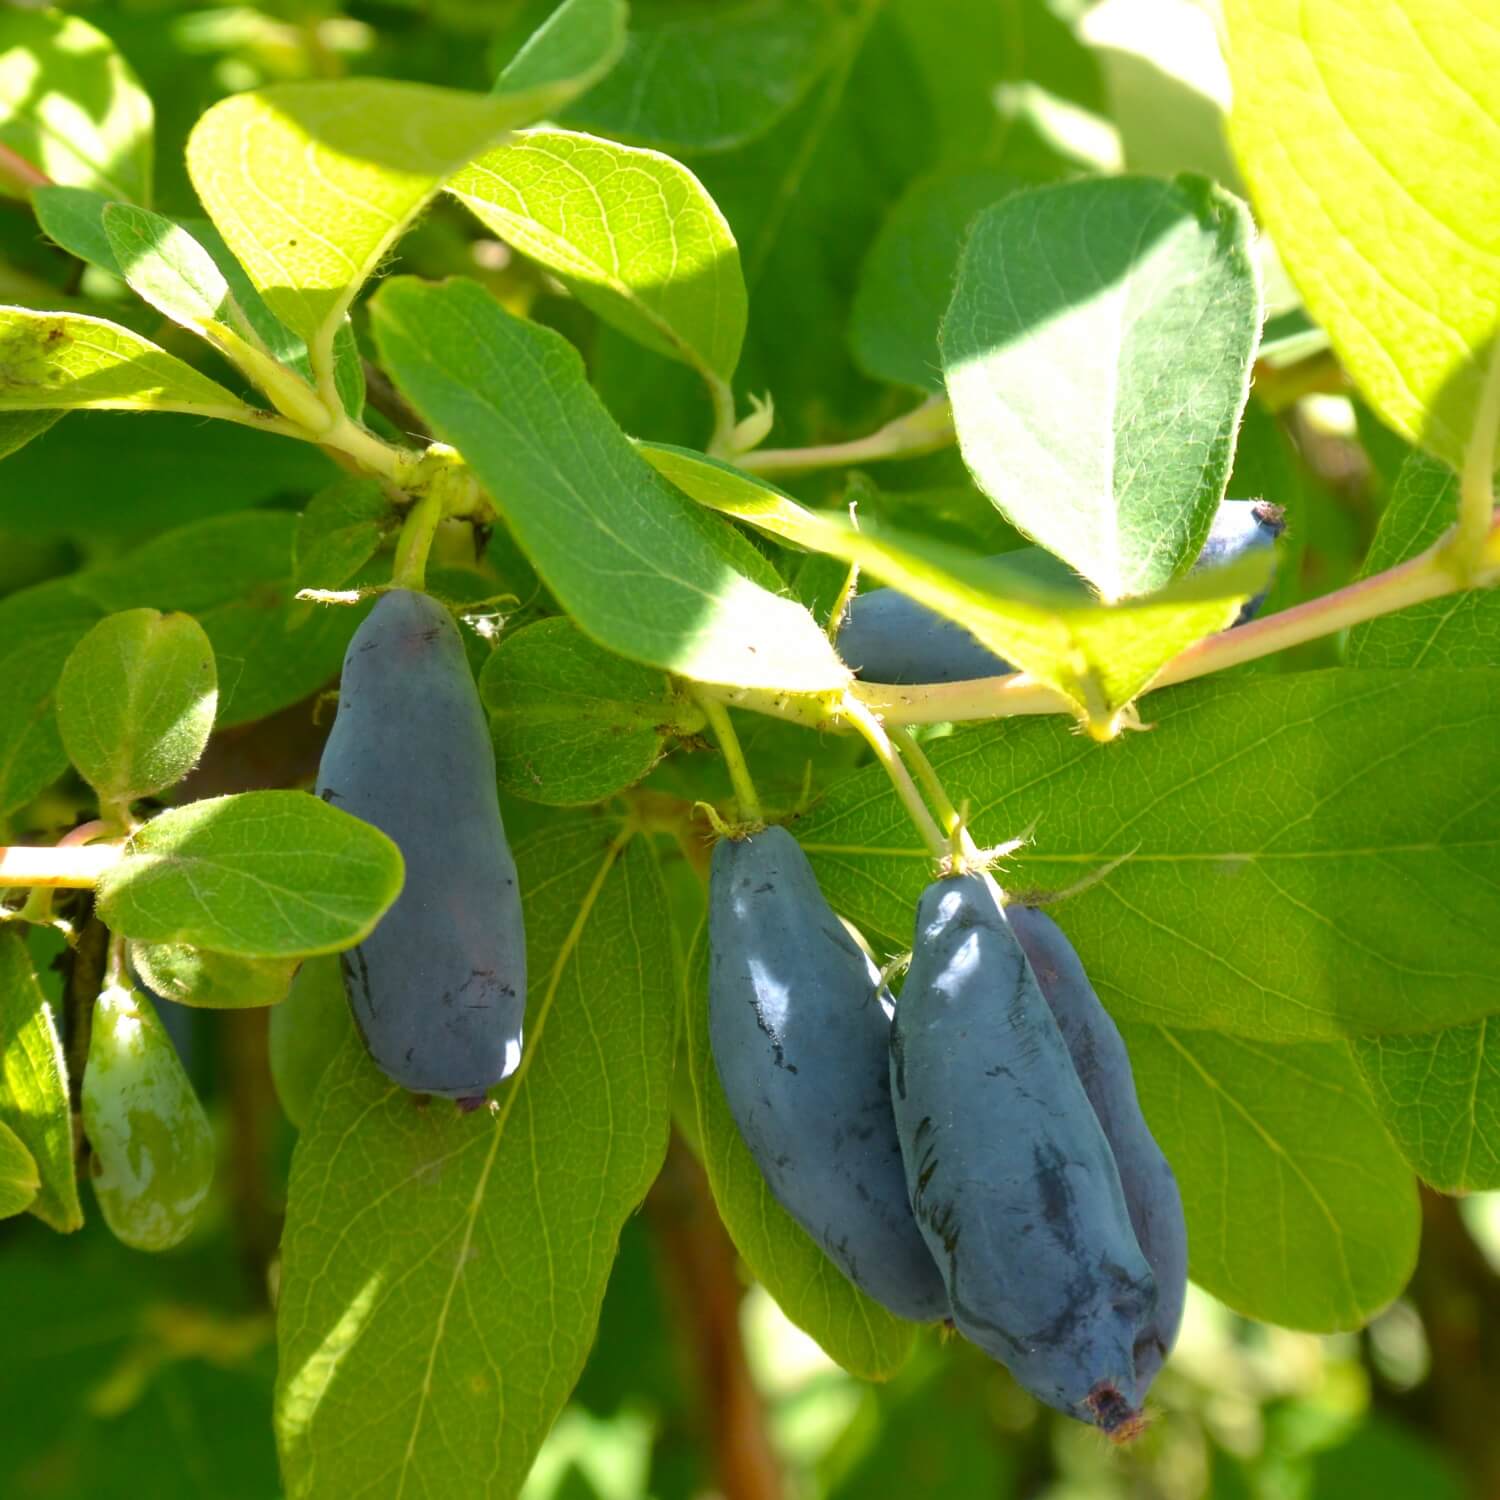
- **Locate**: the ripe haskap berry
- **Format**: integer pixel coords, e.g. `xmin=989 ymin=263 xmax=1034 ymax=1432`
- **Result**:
xmin=710 ymin=826 xmax=948 ymax=1323
xmin=890 ymin=874 xmax=1156 ymax=1431
xmin=316 ymin=589 xmax=525 ymax=1101
xmin=1008 ymin=905 xmax=1188 ymax=1399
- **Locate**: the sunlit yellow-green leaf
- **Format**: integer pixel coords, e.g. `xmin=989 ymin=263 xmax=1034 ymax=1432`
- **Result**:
xmin=0 ymin=307 xmax=257 ymax=417
xmin=1223 ymin=0 xmax=1500 ymax=470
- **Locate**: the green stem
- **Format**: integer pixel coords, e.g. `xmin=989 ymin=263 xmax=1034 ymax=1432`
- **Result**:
xmin=824 ymin=560 xmax=861 ymax=642
xmin=704 ymin=373 xmax=740 ymax=460
xmin=391 ymin=489 xmax=445 ymax=591
xmin=696 ymin=696 xmax=763 ymax=824
xmin=1456 ymin=343 xmax=1500 ymax=571
xmin=840 ymin=697 xmax=946 ymax=861
xmin=105 ymin=932 xmax=128 ymax=991
xmin=887 ymin=725 xmax=980 ymax=868
xmin=736 ymin=398 xmax=955 ymax=478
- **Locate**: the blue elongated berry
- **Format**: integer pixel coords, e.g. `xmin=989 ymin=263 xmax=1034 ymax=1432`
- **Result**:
xmin=1007 ymin=905 xmax=1188 ymax=1399
xmin=710 ymin=826 xmax=949 ymax=1323
xmin=890 ymin=874 xmax=1156 ymax=1432
xmin=316 ymin=589 xmax=525 ymax=1101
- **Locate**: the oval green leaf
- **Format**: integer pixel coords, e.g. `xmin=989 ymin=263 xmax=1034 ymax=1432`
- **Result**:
xmin=643 ymin=442 xmax=1267 ymax=735
xmin=850 ymin=168 xmax=1024 ymax=393
xmin=1127 ymin=1024 xmax=1419 ymax=1331
xmin=480 ymin=615 xmax=701 ymax=805
xmin=0 ymin=1114 xmax=39 ymax=1219
xmin=562 ymin=0 xmax=840 ymax=151
xmin=450 ymin=127 xmax=747 ymax=385
xmin=185 ymin=0 xmax=624 ymax=376
xmin=96 ymin=791 xmax=405 ymax=959
xmin=56 ymin=608 xmax=217 ymax=806
xmin=268 ymin=955 xmax=354 ymax=1130
xmin=795 ymin=670 xmax=1500 ymax=1043
xmin=130 ymin=942 xmax=296 ymax=1010
xmin=941 ymin=174 xmax=1261 ymax=599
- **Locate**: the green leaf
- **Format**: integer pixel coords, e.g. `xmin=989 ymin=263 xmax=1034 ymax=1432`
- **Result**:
xmin=450 ymin=128 xmax=747 ymax=385
xmin=887 ymin=0 xmax=1106 ymax=171
xmin=185 ymin=3 xmax=624 ymax=377
xmin=56 ymin=609 xmax=217 ymax=806
xmin=0 ymin=307 xmax=256 ymax=417
xmin=370 ymin=276 xmax=848 ymax=694
xmin=1125 ymin=1024 xmax=1419 ymax=1330
xmin=75 ymin=512 xmax=363 ymax=728
xmin=130 ymin=942 xmax=296 ymax=1010
xmin=1351 ymin=1025 xmax=1500 ymax=1192
xmin=683 ymin=923 xmax=915 ymax=1378
xmin=941 ymin=174 xmax=1262 ymax=599
xmin=795 ymin=670 xmax=1500 ymax=1041
xmin=562 ymin=0 xmax=841 ymax=152
xmin=0 ymin=410 xmax=61 ymax=462
xmin=1347 ymin=453 xmax=1500 ymax=669
xmin=492 ymin=0 xmax=629 ymax=115
xmin=692 ymin=10 xmax=929 ymax=446
xmin=1222 ymin=0 xmax=1500 ymax=471
xmin=0 ymin=410 xmax=337 ymax=544
xmin=642 ymin=442 xmax=1267 ymax=734
xmin=275 ymin=821 xmax=676 ymax=1499
xmin=292 ymin=477 xmax=393 ymax=601
xmin=1341 ymin=461 xmax=1500 ymax=1190
xmin=31 ymin=185 xmax=122 ymax=275
xmin=101 ymin=204 xmax=243 ymax=341
xmin=0 ymin=928 xmax=82 ymax=1232
xmin=186 ymin=83 xmax=508 ymax=372
xmin=268 ymin=955 xmax=354 ymax=1130
xmin=96 ymin=791 xmax=405 ymax=959
xmin=0 ymin=579 xmax=99 ymax=816
xmin=0 ymin=1114 xmax=38 ymax=1219
xmin=0 ymin=10 xmax=152 ymax=203
xmin=480 ymin=616 xmax=700 ymax=805
xmin=850 ymin=169 xmax=1023 ymax=392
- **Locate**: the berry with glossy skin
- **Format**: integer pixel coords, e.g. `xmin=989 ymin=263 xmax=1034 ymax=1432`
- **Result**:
xmin=838 ymin=499 xmax=1285 ymax=684
xmin=1007 ymin=905 xmax=1188 ymax=1397
xmin=83 ymin=980 xmax=214 ymax=1252
xmin=316 ymin=589 xmax=525 ymax=1101
xmin=710 ymin=825 xmax=949 ymax=1324
xmin=890 ymin=874 xmax=1156 ymax=1431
